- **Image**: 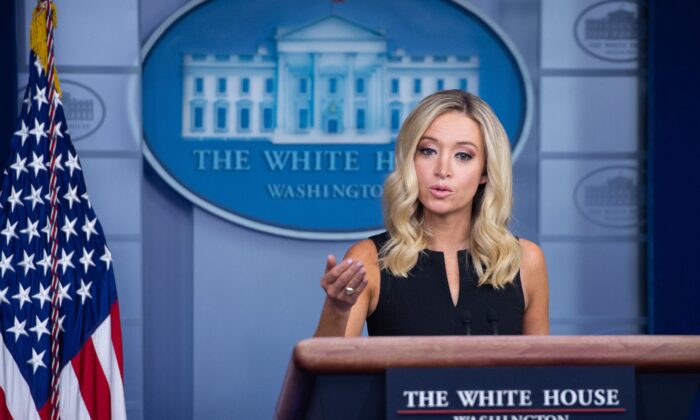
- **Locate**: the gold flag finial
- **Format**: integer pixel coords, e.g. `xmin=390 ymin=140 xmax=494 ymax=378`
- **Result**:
xmin=29 ymin=1 xmax=61 ymax=95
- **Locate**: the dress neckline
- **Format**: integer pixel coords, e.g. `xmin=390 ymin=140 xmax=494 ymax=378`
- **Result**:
xmin=424 ymin=248 xmax=469 ymax=256
xmin=422 ymin=249 xmax=471 ymax=309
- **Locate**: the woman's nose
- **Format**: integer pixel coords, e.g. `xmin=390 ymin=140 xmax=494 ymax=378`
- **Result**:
xmin=434 ymin=158 xmax=451 ymax=179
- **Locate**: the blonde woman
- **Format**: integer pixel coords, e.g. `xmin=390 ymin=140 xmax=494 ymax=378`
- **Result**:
xmin=315 ymin=90 xmax=549 ymax=336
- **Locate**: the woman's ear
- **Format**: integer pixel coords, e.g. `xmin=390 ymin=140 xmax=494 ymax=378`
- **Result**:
xmin=480 ymin=174 xmax=488 ymax=184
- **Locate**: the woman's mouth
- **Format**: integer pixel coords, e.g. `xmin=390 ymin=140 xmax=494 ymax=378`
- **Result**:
xmin=429 ymin=185 xmax=453 ymax=198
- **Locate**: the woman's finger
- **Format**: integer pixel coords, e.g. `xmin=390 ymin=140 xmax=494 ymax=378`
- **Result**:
xmin=339 ymin=277 xmax=368 ymax=304
xmin=328 ymin=260 xmax=363 ymax=294
xmin=323 ymin=257 xmax=357 ymax=288
xmin=324 ymin=254 xmax=336 ymax=273
xmin=345 ymin=267 xmax=366 ymax=290
xmin=340 ymin=269 xmax=366 ymax=298
xmin=322 ymin=255 xmax=338 ymax=286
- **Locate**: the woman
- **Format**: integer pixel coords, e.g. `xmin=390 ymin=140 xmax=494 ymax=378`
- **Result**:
xmin=314 ymin=90 xmax=549 ymax=337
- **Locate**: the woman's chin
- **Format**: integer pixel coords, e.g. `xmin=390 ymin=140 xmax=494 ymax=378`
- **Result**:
xmin=421 ymin=204 xmax=467 ymax=219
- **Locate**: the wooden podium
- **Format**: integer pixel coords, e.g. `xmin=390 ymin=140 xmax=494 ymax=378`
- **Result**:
xmin=276 ymin=336 xmax=700 ymax=420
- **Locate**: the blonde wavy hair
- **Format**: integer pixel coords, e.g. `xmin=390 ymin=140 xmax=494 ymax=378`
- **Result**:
xmin=380 ymin=90 xmax=521 ymax=288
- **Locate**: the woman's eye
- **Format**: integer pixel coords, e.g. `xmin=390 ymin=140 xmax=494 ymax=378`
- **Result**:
xmin=417 ymin=147 xmax=436 ymax=156
xmin=455 ymin=152 xmax=473 ymax=161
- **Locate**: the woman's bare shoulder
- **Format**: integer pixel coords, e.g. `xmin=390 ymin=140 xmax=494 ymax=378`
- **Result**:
xmin=346 ymin=238 xmax=380 ymax=263
xmin=517 ymin=237 xmax=549 ymax=334
xmin=517 ymin=238 xmax=546 ymax=271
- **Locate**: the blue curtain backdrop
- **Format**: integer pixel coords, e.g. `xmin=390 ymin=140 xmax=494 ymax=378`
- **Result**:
xmin=648 ymin=0 xmax=700 ymax=335
xmin=1 ymin=0 xmax=17 ymax=174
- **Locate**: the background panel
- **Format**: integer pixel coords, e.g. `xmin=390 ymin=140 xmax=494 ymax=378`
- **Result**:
xmin=81 ymin=157 xmax=142 ymax=237
xmin=18 ymin=0 xmax=139 ymax=67
xmin=122 ymin=321 xmax=143 ymax=420
xmin=540 ymin=76 xmax=640 ymax=153
xmin=110 ymin=240 xmax=142 ymax=320
xmin=541 ymin=0 xmax=639 ymax=70
xmin=192 ymin=208 xmax=352 ymax=419
xmin=551 ymin=318 xmax=643 ymax=335
xmin=540 ymin=159 xmax=644 ymax=236
xmin=543 ymin=240 xmax=643 ymax=328
xmin=16 ymin=72 xmax=141 ymax=153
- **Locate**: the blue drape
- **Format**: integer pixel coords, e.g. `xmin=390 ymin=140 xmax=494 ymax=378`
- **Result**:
xmin=0 ymin=0 xmax=18 ymax=176
xmin=648 ymin=0 xmax=700 ymax=334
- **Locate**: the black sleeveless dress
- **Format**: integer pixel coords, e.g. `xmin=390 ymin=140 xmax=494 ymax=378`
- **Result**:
xmin=366 ymin=232 xmax=524 ymax=336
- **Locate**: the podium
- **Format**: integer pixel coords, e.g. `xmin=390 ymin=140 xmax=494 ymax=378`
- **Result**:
xmin=276 ymin=336 xmax=700 ymax=420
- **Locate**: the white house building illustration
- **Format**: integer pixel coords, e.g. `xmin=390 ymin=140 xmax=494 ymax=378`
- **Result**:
xmin=181 ymin=15 xmax=480 ymax=143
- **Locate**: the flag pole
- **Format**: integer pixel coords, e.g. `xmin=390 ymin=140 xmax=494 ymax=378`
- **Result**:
xmin=31 ymin=1 xmax=64 ymax=418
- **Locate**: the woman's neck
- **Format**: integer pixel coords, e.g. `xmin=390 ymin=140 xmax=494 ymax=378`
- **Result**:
xmin=423 ymin=211 xmax=472 ymax=252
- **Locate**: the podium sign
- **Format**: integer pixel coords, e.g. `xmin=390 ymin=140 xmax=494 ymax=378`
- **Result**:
xmin=386 ymin=366 xmax=636 ymax=420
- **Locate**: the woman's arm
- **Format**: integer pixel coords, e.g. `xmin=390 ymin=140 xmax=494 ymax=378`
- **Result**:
xmin=314 ymin=239 xmax=379 ymax=337
xmin=519 ymin=238 xmax=550 ymax=335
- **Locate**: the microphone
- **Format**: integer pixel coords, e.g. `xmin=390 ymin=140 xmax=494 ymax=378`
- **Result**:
xmin=487 ymin=308 xmax=499 ymax=335
xmin=460 ymin=310 xmax=472 ymax=336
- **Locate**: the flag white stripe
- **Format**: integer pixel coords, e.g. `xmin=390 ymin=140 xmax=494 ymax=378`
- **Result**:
xmin=0 ymin=333 xmax=41 ymax=420
xmin=59 ymin=361 xmax=91 ymax=420
xmin=92 ymin=314 xmax=127 ymax=420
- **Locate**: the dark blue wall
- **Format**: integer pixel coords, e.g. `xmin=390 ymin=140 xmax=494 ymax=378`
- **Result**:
xmin=1 ymin=0 xmax=17 ymax=171
xmin=648 ymin=0 xmax=700 ymax=334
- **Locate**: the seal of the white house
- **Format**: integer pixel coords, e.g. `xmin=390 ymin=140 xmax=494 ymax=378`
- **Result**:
xmin=18 ymin=79 xmax=106 ymax=142
xmin=574 ymin=0 xmax=639 ymax=62
xmin=142 ymin=0 xmax=532 ymax=240
xmin=574 ymin=166 xmax=645 ymax=228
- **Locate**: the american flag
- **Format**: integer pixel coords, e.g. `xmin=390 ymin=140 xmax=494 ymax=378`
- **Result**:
xmin=0 ymin=2 xmax=126 ymax=419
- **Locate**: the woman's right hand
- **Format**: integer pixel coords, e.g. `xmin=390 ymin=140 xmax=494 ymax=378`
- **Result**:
xmin=320 ymin=254 xmax=368 ymax=311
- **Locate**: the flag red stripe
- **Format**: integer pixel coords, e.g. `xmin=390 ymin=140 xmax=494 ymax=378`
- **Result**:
xmin=38 ymin=401 xmax=51 ymax=420
xmin=0 ymin=386 xmax=14 ymax=420
xmin=110 ymin=302 xmax=125 ymax=379
xmin=71 ymin=338 xmax=112 ymax=420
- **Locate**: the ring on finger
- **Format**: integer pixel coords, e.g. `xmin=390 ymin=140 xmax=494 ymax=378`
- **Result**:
xmin=344 ymin=286 xmax=355 ymax=296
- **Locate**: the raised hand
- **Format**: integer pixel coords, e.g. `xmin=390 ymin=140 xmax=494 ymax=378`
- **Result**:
xmin=320 ymin=254 xmax=368 ymax=311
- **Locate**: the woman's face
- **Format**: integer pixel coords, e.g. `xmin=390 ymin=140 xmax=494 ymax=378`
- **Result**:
xmin=413 ymin=111 xmax=487 ymax=220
